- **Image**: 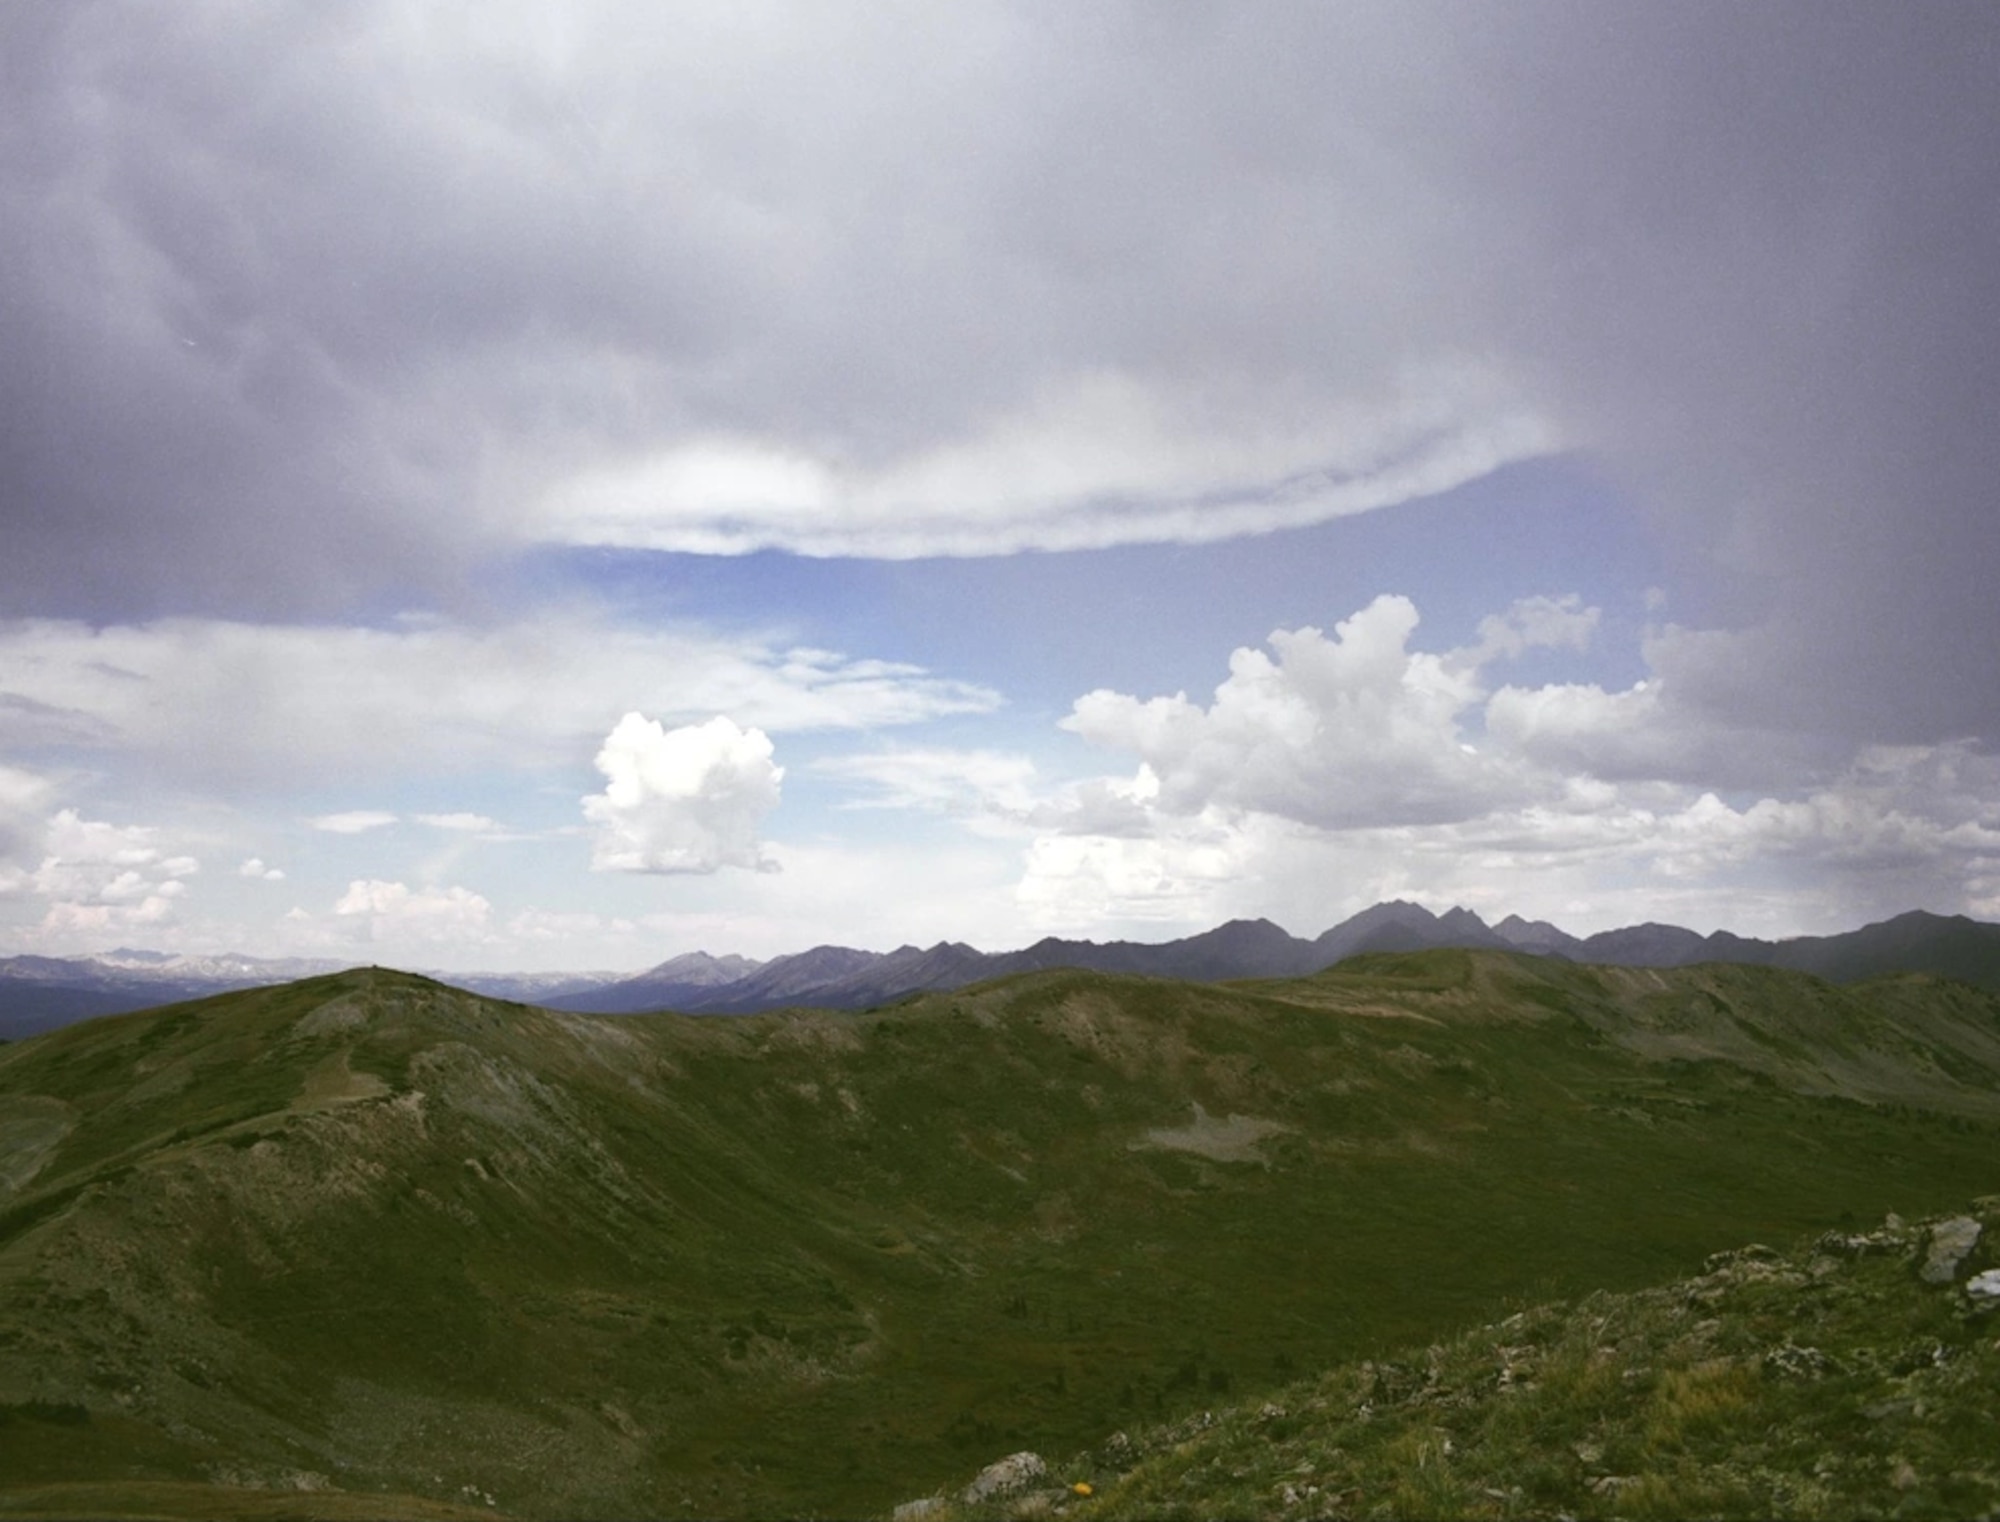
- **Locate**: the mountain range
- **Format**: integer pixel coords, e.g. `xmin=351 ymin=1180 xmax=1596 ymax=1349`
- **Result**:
xmin=541 ymin=902 xmax=2000 ymax=1015
xmin=5 ymin=903 xmax=1999 ymax=1038
xmin=0 ymin=949 xmax=623 ymax=1040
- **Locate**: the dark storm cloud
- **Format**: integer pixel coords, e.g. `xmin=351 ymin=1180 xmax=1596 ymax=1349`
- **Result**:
xmin=1 ymin=5 xmax=456 ymax=615
xmin=1076 ymin=4 xmax=2000 ymax=744
xmin=4 ymin=1 xmax=1998 ymax=754
xmin=3 ymin=3 xmax=1119 ymax=613
xmin=1427 ymin=5 xmax=2000 ymax=746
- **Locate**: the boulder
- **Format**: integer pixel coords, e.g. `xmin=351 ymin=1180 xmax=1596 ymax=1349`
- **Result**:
xmin=1966 ymin=1268 xmax=2000 ymax=1300
xmin=1919 ymin=1217 xmax=1982 ymax=1284
xmin=963 ymin=1451 xmax=1049 ymax=1504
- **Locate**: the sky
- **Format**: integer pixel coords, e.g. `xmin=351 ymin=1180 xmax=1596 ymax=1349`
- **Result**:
xmin=4 ymin=1 xmax=1999 ymax=972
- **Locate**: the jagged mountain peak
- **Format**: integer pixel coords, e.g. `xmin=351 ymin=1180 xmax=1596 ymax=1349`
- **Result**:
xmin=635 ymin=950 xmax=764 ymax=987
xmin=1491 ymin=914 xmax=1584 ymax=954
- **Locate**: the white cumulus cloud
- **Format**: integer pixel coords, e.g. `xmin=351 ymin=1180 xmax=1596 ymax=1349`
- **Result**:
xmin=333 ymin=880 xmax=494 ymax=943
xmin=1458 ymin=594 xmax=1601 ymax=669
xmin=0 ymin=773 xmax=205 ymax=937
xmin=1024 ymin=594 xmax=2000 ymax=939
xmin=1062 ymin=593 xmax=1534 ymax=829
xmin=583 ymin=713 xmax=784 ymax=875
xmin=9 ymin=809 xmax=202 ymax=937
xmin=238 ymin=857 xmax=286 ymax=881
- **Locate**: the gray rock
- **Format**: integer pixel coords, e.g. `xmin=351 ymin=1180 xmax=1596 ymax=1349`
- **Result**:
xmin=891 ymin=1499 xmax=946 ymax=1521
xmin=1920 ymin=1216 xmax=1982 ymax=1284
xmin=1704 ymin=1243 xmax=1781 ymax=1272
xmin=1966 ymin=1268 xmax=2000 ymax=1300
xmin=963 ymin=1451 xmax=1048 ymax=1504
xmin=1763 ymin=1342 xmax=1832 ymax=1380
xmin=1818 ymin=1228 xmax=1906 ymax=1258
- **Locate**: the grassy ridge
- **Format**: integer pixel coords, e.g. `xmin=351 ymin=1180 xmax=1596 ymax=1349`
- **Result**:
xmin=0 ymin=952 xmax=1996 ymax=1516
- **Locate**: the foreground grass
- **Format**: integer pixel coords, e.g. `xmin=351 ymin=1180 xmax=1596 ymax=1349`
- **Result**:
xmin=0 ymin=1479 xmax=496 ymax=1522
xmin=925 ymin=1201 xmax=2000 ymax=1521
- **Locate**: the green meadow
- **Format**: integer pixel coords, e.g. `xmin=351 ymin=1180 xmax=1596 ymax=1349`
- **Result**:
xmin=1 ymin=950 xmax=1996 ymax=1517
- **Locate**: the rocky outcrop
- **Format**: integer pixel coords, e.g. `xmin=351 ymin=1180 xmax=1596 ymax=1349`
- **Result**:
xmin=1920 ymin=1216 xmax=1983 ymax=1283
xmin=962 ymin=1451 xmax=1048 ymax=1504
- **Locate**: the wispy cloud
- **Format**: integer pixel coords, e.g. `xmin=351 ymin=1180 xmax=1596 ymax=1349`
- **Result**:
xmin=539 ymin=367 xmax=1556 ymax=558
xmin=308 ymin=811 xmax=398 ymax=835
xmin=0 ymin=614 xmax=999 ymax=787
xmin=414 ymin=813 xmax=502 ymax=834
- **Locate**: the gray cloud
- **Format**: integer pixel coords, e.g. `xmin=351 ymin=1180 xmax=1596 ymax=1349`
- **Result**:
xmin=1426 ymin=6 xmax=2000 ymax=746
xmin=4 ymin=1 xmax=1997 ymax=760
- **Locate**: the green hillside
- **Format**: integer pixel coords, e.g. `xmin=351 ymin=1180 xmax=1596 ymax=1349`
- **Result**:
xmin=926 ymin=1201 xmax=2000 ymax=1520
xmin=1 ymin=952 xmax=1996 ymax=1518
